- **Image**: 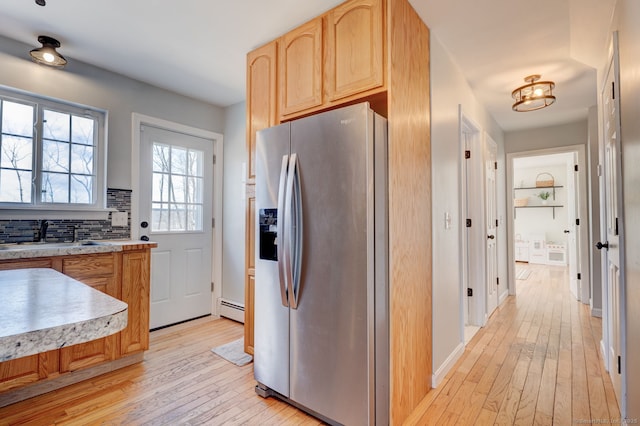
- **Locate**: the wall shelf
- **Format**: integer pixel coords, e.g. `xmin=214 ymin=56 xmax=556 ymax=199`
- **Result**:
xmin=513 ymin=185 xmax=563 ymax=200
xmin=514 ymin=205 xmax=564 ymax=219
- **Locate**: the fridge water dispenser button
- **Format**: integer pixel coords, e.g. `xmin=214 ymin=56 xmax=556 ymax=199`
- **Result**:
xmin=259 ymin=208 xmax=278 ymax=261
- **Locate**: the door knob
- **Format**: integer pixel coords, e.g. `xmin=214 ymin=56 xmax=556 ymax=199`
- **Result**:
xmin=487 ymin=235 xmax=495 ymax=240
xmin=140 ymin=235 xmax=150 ymax=241
xmin=596 ymin=241 xmax=609 ymax=250
xmin=563 ymin=230 xmax=570 ymax=234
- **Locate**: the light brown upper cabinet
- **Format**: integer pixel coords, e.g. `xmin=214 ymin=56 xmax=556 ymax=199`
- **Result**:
xmin=246 ymin=41 xmax=278 ymax=182
xmin=325 ymin=0 xmax=384 ymax=102
xmin=279 ymin=17 xmax=324 ymax=119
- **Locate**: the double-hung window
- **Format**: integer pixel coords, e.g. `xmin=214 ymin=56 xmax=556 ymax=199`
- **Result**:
xmin=0 ymin=87 xmax=106 ymax=211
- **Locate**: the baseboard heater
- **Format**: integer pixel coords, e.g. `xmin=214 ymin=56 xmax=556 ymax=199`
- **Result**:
xmin=219 ymin=298 xmax=245 ymax=323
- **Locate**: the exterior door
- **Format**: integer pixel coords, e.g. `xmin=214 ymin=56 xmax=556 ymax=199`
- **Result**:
xmin=139 ymin=125 xmax=214 ymax=329
xmin=485 ymin=135 xmax=499 ymax=316
xmin=601 ymin=37 xmax=624 ymax=406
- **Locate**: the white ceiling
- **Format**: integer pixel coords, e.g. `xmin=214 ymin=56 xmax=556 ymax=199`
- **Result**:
xmin=0 ymin=0 xmax=617 ymax=132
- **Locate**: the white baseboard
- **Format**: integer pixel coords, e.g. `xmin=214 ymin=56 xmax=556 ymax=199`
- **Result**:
xmin=601 ymin=340 xmax=609 ymax=372
xmin=219 ymin=298 xmax=245 ymax=323
xmin=591 ymin=307 xmax=602 ymax=318
xmin=432 ymin=342 xmax=465 ymax=388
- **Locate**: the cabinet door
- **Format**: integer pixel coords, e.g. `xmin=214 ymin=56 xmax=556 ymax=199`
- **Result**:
xmin=59 ymin=253 xmax=120 ymax=372
xmin=244 ymin=188 xmax=256 ymax=355
xmin=121 ymin=250 xmax=151 ymax=355
xmin=247 ymin=41 xmax=278 ymax=182
xmin=279 ymin=17 xmax=323 ymax=118
xmin=326 ymin=0 xmax=384 ymax=101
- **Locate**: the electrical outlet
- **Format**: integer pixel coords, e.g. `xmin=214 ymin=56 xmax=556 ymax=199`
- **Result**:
xmin=111 ymin=211 xmax=128 ymax=227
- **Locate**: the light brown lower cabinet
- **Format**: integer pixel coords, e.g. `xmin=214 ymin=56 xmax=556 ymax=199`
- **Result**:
xmin=0 ymin=246 xmax=152 ymax=394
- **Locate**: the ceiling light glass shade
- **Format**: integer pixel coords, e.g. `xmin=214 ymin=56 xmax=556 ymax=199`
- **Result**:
xmin=29 ymin=35 xmax=67 ymax=68
xmin=511 ymin=74 xmax=556 ymax=112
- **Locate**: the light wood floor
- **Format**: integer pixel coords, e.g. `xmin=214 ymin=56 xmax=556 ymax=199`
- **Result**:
xmin=0 ymin=263 xmax=619 ymax=425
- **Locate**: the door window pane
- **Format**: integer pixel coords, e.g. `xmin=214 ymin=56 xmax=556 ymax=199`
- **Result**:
xmin=151 ymin=142 xmax=204 ymax=232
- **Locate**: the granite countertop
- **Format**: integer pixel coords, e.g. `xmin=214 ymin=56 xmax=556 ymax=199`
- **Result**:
xmin=0 ymin=240 xmax=157 ymax=260
xmin=0 ymin=268 xmax=128 ymax=362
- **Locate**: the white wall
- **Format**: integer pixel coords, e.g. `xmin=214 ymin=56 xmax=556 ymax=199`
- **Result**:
xmin=513 ymin=165 xmax=568 ymax=245
xmin=430 ymin=34 xmax=506 ymax=384
xmin=505 ymin=121 xmax=588 ymax=154
xmin=0 ymin=35 xmax=225 ymax=190
xmin=221 ymin=102 xmax=247 ymax=305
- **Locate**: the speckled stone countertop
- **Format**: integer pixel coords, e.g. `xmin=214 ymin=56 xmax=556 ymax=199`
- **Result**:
xmin=0 ymin=268 xmax=128 ymax=362
xmin=0 ymin=240 xmax=156 ymax=260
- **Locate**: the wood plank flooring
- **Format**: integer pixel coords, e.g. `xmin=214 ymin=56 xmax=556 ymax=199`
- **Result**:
xmin=407 ymin=264 xmax=620 ymax=425
xmin=0 ymin=263 xmax=619 ymax=425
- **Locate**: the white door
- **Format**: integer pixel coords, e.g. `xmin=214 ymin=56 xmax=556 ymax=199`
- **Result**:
xmin=484 ymin=135 xmax=499 ymax=316
xmin=140 ymin=125 xmax=214 ymax=329
xmin=566 ymin=153 xmax=580 ymax=300
xmin=601 ymin=34 xmax=623 ymax=406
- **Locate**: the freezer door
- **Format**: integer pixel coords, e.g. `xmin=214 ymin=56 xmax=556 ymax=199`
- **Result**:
xmin=289 ymin=103 xmax=375 ymax=425
xmin=254 ymin=122 xmax=291 ymax=397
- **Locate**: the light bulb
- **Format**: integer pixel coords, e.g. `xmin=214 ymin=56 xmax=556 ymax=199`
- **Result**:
xmin=534 ymin=88 xmax=544 ymax=97
xmin=43 ymin=52 xmax=55 ymax=63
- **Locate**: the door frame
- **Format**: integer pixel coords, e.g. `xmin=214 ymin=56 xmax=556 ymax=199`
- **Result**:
xmin=459 ymin=107 xmax=485 ymax=332
xmin=131 ymin=113 xmax=224 ymax=317
xmin=506 ymin=145 xmax=590 ymax=301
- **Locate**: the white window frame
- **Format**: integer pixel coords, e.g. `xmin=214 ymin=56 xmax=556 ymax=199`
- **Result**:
xmin=0 ymin=86 xmax=109 ymax=219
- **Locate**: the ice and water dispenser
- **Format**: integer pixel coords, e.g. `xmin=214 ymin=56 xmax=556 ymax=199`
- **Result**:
xmin=259 ymin=208 xmax=278 ymax=261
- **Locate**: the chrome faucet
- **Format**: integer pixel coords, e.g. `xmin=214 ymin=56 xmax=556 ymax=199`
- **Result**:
xmin=37 ymin=220 xmax=49 ymax=242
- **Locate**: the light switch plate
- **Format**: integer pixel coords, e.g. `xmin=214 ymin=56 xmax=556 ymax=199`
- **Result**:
xmin=111 ymin=211 xmax=128 ymax=227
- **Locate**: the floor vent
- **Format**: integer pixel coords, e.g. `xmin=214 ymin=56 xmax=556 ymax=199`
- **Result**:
xmin=219 ymin=299 xmax=245 ymax=323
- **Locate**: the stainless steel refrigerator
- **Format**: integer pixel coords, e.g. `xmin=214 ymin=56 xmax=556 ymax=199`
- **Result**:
xmin=254 ymin=102 xmax=389 ymax=426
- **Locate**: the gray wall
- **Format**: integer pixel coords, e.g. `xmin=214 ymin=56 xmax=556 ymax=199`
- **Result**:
xmin=430 ymin=34 xmax=506 ymax=383
xmin=222 ymin=102 xmax=247 ymax=305
xmin=613 ymin=0 xmax=640 ymax=418
xmin=0 ymin=35 xmax=225 ymax=190
xmin=504 ymin=121 xmax=588 ymax=154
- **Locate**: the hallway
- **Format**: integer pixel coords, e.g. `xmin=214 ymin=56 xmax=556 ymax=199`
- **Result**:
xmin=409 ymin=264 xmax=620 ymax=424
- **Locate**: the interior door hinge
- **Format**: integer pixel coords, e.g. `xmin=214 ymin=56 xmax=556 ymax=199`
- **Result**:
xmin=574 ymin=164 xmax=579 ymax=172
xmin=615 ymin=217 xmax=619 ymax=236
xmin=465 ymin=150 xmax=471 ymax=159
xmin=612 ymin=81 xmax=616 ymax=100
xmin=466 ymin=219 xmax=472 ymax=228
xmin=576 ymin=218 xmax=580 ymax=226
xmin=497 ymin=277 xmax=500 ymax=286
xmin=211 ymin=282 xmax=215 ymax=292
xmin=213 ymin=154 xmax=217 ymax=164
xmin=212 ymin=218 xmax=215 ymax=228
xmin=467 ymin=288 xmax=473 ymax=297
xmin=496 ymin=219 xmax=499 ymax=227
xmin=494 ymin=161 xmax=498 ymax=170
xmin=577 ymin=273 xmax=581 ymax=280
xmin=618 ymin=355 xmax=622 ymax=374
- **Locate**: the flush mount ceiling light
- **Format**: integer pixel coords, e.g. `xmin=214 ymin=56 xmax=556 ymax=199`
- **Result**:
xmin=511 ymin=74 xmax=556 ymax=112
xmin=29 ymin=35 xmax=67 ymax=68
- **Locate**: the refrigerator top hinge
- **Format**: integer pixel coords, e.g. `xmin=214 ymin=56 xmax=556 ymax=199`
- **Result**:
xmin=465 ymin=150 xmax=471 ymax=159
xmin=466 ymin=219 xmax=472 ymax=228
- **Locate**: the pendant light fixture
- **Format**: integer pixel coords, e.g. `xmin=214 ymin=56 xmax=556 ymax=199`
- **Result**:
xmin=29 ymin=35 xmax=67 ymax=68
xmin=511 ymin=74 xmax=556 ymax=112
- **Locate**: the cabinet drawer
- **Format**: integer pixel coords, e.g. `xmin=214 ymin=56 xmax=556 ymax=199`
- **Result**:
xmin=62 ymin=254 xmax=115 ymax=278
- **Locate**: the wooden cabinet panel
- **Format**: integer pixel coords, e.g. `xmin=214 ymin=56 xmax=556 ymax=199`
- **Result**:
xmin=326 ymin=0 xmax=384 ymax=101
xmin=0 ymin=355 xmax=41 ymax=392
xmin=244 ymin=187 xmax=256 ymax=355
xmin=247 ymin=41 xmax=278 ymax=182
xmin=60 ymin=253 xmax=120 ymax=372
xmin=120 ymin=250 xmax=151 ymax=355
xmin=279 ymin=17 xmax=324 ymax=118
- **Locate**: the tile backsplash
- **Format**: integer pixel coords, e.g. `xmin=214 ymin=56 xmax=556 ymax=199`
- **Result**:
xmin=0 ymin=188 xmax=131 ymax=244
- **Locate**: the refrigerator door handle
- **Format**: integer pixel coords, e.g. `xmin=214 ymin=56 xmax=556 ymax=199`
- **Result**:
xmin=277 ymin=155 xmax=290 ymax=307
xmin=285 ymin=153 xmax=303 ymax=309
